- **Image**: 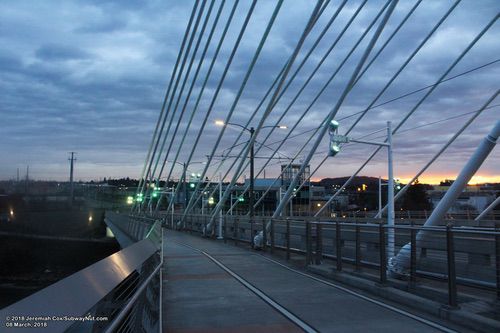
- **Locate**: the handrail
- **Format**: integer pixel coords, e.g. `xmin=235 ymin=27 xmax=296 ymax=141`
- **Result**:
xmin=104 ymin=254 xmax=162 ymax=333
xmin=0 ymin=214 xmax=163 ymax=333
xmin=0 ymin=238 xmax=158 ymax=332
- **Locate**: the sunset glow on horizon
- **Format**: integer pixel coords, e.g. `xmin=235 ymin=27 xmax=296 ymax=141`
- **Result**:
xmin=310 ymin=174 xmax=500 ymax=185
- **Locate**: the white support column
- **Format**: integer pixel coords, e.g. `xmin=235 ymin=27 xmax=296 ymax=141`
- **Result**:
xmin=390 ymin=120 xmax=500 ymax=276
xmin=475 ymin=196 xmax=500 ymax=221
xmin=421 ymin=120 xmax=499 ymax=232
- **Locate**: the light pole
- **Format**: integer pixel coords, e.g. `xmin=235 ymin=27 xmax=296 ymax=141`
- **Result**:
xmin=218 ymin=173 xmax=223 ymax=239
xmin=215 ymin=121 xmax=287 ymax=219
xmin=328 ymin=120 xmax=395 ymax=259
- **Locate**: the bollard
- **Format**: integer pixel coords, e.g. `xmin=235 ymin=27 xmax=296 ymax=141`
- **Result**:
xmin=306 ymin=221 xmax=312 ymax=266
xmin=270 ymin=219 xmax=275 ymax=254
xmin=286 ymin=219 xmax=291 ymax=261
xmin=446 ymin=224 xmax=458 ymax=308
xmin=315 ymin=223 xmax=323 ymax=265
xmin=379 ymin=223 xmax=387 ymax=284
xmin=410 ymin=222 xmax=417 ymax=286
xmin=336 ymin=221 xmax=342 ymax=272
xmin=355 ymin=222 xmax=361 ymax=271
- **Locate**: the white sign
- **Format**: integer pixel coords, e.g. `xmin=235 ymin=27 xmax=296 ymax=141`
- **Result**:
xmin=331 ymin=134 xmax=349 ymax=143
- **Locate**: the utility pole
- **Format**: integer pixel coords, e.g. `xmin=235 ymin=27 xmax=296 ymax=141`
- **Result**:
xmin=25 ymin=165 xmax=29 ymax=194
xmin=69 ymin=152 xmax=76 ymax=208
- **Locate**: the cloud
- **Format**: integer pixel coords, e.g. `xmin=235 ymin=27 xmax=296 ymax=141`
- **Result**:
xmin=35 ymin=44 xmax=91 ymax=61
xmin=0 ymin=0 xmax=498 ymax=184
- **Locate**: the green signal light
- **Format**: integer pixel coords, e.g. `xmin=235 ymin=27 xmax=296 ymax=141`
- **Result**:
xmin=152 ymin=191 xmax=158 ymax=198
xmin=238 ymin=197 xmax=244 ymax=202
xmin=329 ymin=119 xmax=339 ymax=130
xmin=190 ymin=183 xmax=195 ymax=188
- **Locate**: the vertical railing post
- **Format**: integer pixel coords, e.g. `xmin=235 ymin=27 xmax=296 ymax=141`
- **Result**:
xmin=379 ymin=223 xmax=387 ymax=284
xmin=336 ymin=221 xmax=342 ymax=272
xmin=286 ymin=218 xmax=291 ymax=261
xmin=410 ymin=222 xmax=417 ymax=286
xmin=355 ymin=221 xmax=361 ymax=271
xmin=250 ymin=217 xmax=254 ymax=247
xmin=234 ymin=218 xmax=239 ymax=246
xmin=262 ymin=218 xmax=267 ymax=251
xmin=315 ymin=222 xmax=322 ymax=265
xmin=204 ymin=215 xmax=208 ymax=237
xmin=495 ymin=222 xmax=500 ymax=301
xmin=446 ymin=224 xmax=458 ymax=308
xmin=223 ymin=215 xmax=227 ymax=244
xmin=270 ymin=219 xmax=275 ymax=254
xmin=306 ymin=221 xmax=312 ymax=266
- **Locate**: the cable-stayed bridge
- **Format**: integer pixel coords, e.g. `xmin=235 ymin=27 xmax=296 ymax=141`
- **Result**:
xmin=1 ymin=0 xmax=499 ymax=332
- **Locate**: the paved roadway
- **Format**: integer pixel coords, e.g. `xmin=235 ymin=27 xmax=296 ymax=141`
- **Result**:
xmin=162 ymin=230 xmax=455 ymax=333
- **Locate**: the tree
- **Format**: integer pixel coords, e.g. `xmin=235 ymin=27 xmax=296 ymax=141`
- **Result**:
xmin=401 ymin=183 xmax=432 ymax=211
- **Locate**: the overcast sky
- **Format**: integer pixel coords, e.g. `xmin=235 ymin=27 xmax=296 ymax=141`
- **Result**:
xmin=0 ymin=0 xmax=498 ymax=184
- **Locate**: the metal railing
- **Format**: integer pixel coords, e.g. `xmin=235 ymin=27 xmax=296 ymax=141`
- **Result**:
xmin=173 ymin=213 xmax=500 ymax=309
xmin=0 ymin=212 xmax=162 ymax=333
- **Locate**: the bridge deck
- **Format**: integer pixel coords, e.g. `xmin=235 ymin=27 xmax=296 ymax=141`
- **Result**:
xmin=162 ymin=230 xmax=449 ymax=333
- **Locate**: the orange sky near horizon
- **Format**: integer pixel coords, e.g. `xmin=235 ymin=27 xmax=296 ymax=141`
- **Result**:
xmin=310 ymin=174 xmax=500 ymax=185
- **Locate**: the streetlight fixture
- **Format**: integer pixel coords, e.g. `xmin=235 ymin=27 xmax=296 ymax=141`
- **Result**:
xmin=214 ymin=120 xmax=287 ymax=220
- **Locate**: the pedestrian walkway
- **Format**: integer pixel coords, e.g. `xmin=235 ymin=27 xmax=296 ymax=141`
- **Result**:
xmin=161 ymin=230 xmax=452 ymax=333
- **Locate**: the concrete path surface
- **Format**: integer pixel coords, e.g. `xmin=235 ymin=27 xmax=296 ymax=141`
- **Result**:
xmin=162 ymin=230 xmax=453 ymax=333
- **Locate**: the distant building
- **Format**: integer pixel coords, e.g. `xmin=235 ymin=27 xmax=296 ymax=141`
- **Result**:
xmin=428 ymin=185 xmax=497 ymax=213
